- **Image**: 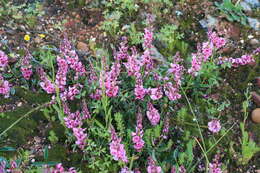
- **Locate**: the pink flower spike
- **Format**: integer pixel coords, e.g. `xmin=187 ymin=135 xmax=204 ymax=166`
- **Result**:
xmin=146 ymin=102 xmax=160 ymax=126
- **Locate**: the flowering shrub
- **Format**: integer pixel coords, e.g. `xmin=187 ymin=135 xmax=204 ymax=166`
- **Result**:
xmin=0 ymin=14 xmax=259 ymax=172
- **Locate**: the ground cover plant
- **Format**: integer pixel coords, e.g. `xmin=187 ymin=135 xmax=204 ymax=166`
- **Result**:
xmin=0 ymin=0 xmax=260 ymax=172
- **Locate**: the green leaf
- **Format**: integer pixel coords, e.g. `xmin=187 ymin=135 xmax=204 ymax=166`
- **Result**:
xmin=44 ymin=146 xmax=48 ymax=161
xmin=0 ymin=146 xmax=16 ymax=151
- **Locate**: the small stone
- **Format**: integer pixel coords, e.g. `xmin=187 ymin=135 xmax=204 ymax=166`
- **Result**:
xmin=240 ymin=1 xmax=252 ymax=11
xmin=245 ymin=0 xmax=260 ymax=8
xmin=199 ymin=15 xmax=218 ymax=29
xmin=248 ymin=18 xmax=260 ymax=31
xmin=252 ymin=92 xmax=260 ymax=106
xmin=251 ymin=108 xmax=260 ymax=123
xmin=250 ymin=38 xmax=259 ymax=46
xmin=256 ymin=77 xmax=260 ymax=88
xmin=77 ymin=41 xmax=89 ymax=52
xmin=34 ymin=37 xmax=41 ymax=44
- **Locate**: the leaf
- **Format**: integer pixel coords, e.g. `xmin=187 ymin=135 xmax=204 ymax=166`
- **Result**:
xmin=0 ymin=146 xmax=16 ymax=151
xmin=32 ymin=161 xmax=59 ymax=167
xmin=44 ymin=146 xmax=48 ymax=161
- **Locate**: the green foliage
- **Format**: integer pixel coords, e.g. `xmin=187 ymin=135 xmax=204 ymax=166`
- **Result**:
xmin=114 ymin=112 xmax=125 ymax=137
xmin=156 ymin=24 xmax=188 ymax=57
xmin=239 ymin=122 xmax=260 ymax=165
xmin=215 ymin=0 xmax=247 ymax=25
xmin=48 ymin=130 xmax=59 ymax=144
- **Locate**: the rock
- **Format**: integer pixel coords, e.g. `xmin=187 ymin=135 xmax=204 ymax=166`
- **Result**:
xmin=248 ymin=18 xmax=260 ymax=31
xmin=199 ymin=15 xmax=218 ymax=29
xmin=250 ymin=38 xmax=259 ymax=46
xmin=77 ymin=41 xmax=89 ymax=52
xmin=150 ymin=47 xmax=166 ymax=64
xmin=245 ymin=0 xmax=260 ymax=8
xmin=252 ymin=92 xmax=260 ymax=106
xmin=251 ymin=108 xmax=260 ymax=123
xmin=256 ymin=77 xmax=260 ymax=88
xmin=240 ymin=1 xmax=252 ymax=11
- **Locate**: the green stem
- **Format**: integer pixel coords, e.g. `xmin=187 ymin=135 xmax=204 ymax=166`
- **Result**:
xmin=0 ymin=103 xmax=48 ymax=138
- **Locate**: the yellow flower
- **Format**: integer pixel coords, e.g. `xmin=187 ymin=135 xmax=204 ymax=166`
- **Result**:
xmin=24 ymin=34 xmax=30 ymax=41
xmin=38 ymin=34 xmax=45 ymax=38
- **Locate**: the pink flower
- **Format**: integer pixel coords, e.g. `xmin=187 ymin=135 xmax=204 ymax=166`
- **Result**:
xmin=60 ymin=84 xmax=81 ymax=101
xmin=141 ymin=49 xmax=154 ymax=70
xmin=120 ymin=167 xmax=133 ymax=173
xmin=64 ymin=111 xmax=82 ymax=129
xmin=164 ymin=82 xmax=181 ymax=101
xmin=208 ymin=31 xmax=226 ymax=49
xmin=144 ymin=28 xmax=153 ymax=49
xmin=202 ymin=42 xmax=213 ymax=62
xmin=37 ymin=68 xmax=56 ymax=94
xmin=116 ymin=37 xmax=129 ymax=60
xmin=73 ymin=127 xmax=87 ymax=150
xmin=208 ymin=120 xmax=221 ymax=133
xmin=168 ymin=63 xmax=183 ymax=86
xmin=124 ymin=47 xmax=141 ymax=77
xmin=0 ymin=50 xmax=8 ymax=68
xmin=149 ymin=87 xmax=163 ymax=100
xmin=188 ymin=53 xmax=202 ymax=76
xmin=0 ymin=75 xmax=10 ymax=98
xmin=209 ymin=155 xmax=222 ymax=173
xmin=82 ymin=100 xmax=91 ymax=119
xmin=109 ymin=127 xmax=128 ymax=163
xmin=90 ymin=89 xmax=102 ymax=100
xmin=20 ymin=51 xmax=33 ymax=80
xmin=147 ymin=157 xmax=161 ymax=173
xmin=146 ymin=103 xmax=160 ymax=126
xmin=55 ymin=56 xmax=68 ymax=91
xmin=135 ymin=84 xmax=147 ymax=100
xmin=39 ymin=80 xmax=55 ymax=94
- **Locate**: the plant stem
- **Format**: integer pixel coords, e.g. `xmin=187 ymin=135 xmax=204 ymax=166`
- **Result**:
xmin=0 ymin=102 xmax=49 ymax=138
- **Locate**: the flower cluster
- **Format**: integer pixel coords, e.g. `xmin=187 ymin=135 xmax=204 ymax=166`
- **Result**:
xmin=60 ymin=38 xmax=86 ymax=77
xmin=109 ymin=126 xmax=128 ymax=163
xmin=119 ymin=167 xmax=133 ymax=173
xmin=63 ymin=102 xmax=88 ymax=150
xmin=73 ymin=127 xmax=87 ymax=150
xmin=146 ymin=102 xmax=160 ymax=125
xmin=147 ymin=157 xmax=162 ymax=173
xmin=0 ymin=50 xmax=8 ymax=68
xmin=102 ymin=60 xmax=121 ymax=97
xmin=20 ymin=51 xmax=33 ymax=80
xmin=37 ymin=68 xmax=56 ymax=94
xmin=124 ymin=47 xmax=141 ymax=77
xmin=0 ymin=74 xmax=10 ymax=98
xmin=116 ymin=37 xmax=129 ymax=60
xmin=171 ymin=166 xmax=186 ymax=173
xmin=208 ymin=31 xmax=226 ymax=49
xmin=208 ymin=119 xmax=221 ymax=133
xmin=188 ymin=31 xmax=226 ymax=75
xmin=219 ymin=54 xmax=255 ymax=67
xmin=61 ymin=84 xmax=82 ymax=101
xmin=55 ymin=56 xmax=68 ymax=91
xmin=0 ymin=160 xmax=6 ymax=173
xmin=132 ymin=111 xmax=145 ymax=152
xmin=52 ymin=163 xmax=77 ymax=173
xmin=209 ymin=155 xmax=222 ymax=173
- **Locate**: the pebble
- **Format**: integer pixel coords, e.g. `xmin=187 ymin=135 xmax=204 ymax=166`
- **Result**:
xmin=240 ymin=1 xmax=252 ymax=11
xmin=250 ymin=38 xmax=259 ymax=46
xmin=252 ymin=92 xmax=260 ymax=106
xmin=245 ymin=0 xmax=260 ymax=8
xmin=248 ymin=17 xmax=260 ymax=31
xmin=77 ymin=41 xmax=89 ymax=52
xmin=251 ymin=108 xmax=260 ymax=123
xmin=256 ymin=77 xmax=260 ymax=88
xmin=199 ymin=15 xmax=218 ymax=29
